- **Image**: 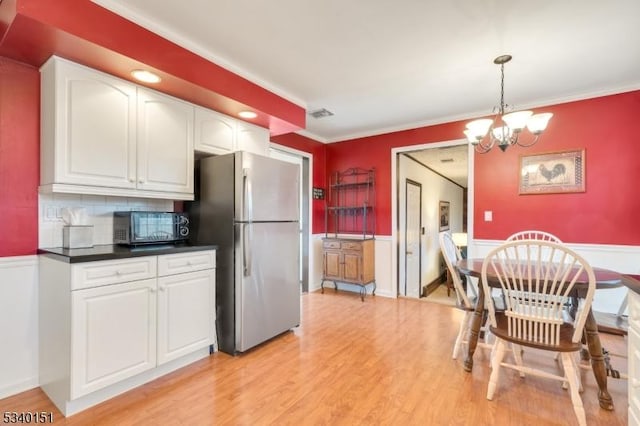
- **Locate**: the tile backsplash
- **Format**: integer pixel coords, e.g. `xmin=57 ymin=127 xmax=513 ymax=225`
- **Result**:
xmin=38 ymin=193 xmax=174 ymax=248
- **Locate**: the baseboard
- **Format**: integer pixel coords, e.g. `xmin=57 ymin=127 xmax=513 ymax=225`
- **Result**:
xmin=0 ymin=377 xmax=39 ymax=400
xmin=310 ymin=282 xmax=394 ymax=299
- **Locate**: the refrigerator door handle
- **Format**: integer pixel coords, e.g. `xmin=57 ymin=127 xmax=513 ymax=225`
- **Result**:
xmin=243 ymin=167 xmax=254 ymax=222
xmin=243 ymin=223 xmax=252 ymax=276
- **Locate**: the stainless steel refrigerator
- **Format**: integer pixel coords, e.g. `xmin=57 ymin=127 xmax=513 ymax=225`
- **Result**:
xmin=186 ymin=151 xmax=300 ymax=354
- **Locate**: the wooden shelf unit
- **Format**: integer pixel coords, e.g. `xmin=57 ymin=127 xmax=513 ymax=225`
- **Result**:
xmin=324 ymin=167 xmax=375 ymax=238
xmin=322 ymin=168 xmax=376 ymax=300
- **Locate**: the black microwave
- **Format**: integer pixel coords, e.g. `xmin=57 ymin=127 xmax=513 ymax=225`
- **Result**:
xmin=113 ymin=211 xmax=189 ymax=245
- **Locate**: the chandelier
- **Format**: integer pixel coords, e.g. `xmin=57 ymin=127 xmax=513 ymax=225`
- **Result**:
xmin=464 ymin=55 xmax=553 ymax=153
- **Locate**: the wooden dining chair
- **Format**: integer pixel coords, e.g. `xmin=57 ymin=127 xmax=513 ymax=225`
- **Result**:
xmin=438 ymin=231 xmax=492 ymax=360
xmin=506 ymin=230 xmax=565 ymax=360
xmin=481 ymin=240 xmax=596 ymax=426
xmin=506 ymin=230 xmax=562 ymax=243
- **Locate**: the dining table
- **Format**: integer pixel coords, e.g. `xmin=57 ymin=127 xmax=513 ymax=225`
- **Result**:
xmin=456 ymin=257 xmax=624 ymax=411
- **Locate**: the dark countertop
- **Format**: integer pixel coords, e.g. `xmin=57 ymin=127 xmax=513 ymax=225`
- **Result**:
xmin=38 ymin=243 xmax=218 ymax=263
xmin=623 ymin=274 xmax=640 ymax=296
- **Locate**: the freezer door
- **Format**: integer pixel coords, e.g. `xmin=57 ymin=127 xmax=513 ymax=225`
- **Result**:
xmin=235 ymin=151 xmax=299 ymax=222
xmin=235 ymin=221 xmax=300 ymax=352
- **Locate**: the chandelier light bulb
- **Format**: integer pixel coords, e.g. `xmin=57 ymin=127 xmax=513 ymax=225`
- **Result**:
xmin=526 ymin=112 xmax=554 ymax=134
xmin=502 ymin=110 xmax=533 ymax=132
xmin=465 ymin=118 xmax=493 ymax=141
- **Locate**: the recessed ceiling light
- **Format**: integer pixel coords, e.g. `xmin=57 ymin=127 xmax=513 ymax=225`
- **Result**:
xmin=238 ymin=111 xmax=258 ymax=119
xmin=131 ymin=69 xmax=161 ymax=83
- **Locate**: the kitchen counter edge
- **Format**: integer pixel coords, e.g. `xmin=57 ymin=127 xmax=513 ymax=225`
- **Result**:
xmin=38 ymin=244 xmax=218 ymax=263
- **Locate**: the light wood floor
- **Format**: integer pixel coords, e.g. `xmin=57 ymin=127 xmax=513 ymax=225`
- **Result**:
xmin=1 ymin=291 xmax=629 ymax=425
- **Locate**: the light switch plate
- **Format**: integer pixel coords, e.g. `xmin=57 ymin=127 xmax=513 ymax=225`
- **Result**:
xmin=484 ymin=211 xmax=493 ymax=222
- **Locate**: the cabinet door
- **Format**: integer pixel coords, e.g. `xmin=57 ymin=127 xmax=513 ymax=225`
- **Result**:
xmin=236 ymin=121 xmax=270 ymax=155
xmin=70 ymin=278 xmax=157 ymax=399
xmin=137 ymin=88 xmax=194 ymax=194
xmin=342 ymin=251 xmax=363 ymax=283
xmin=44 ymin=58 xmax=137 ymax=189
xmin=323 ymin=250 xmax=342 ymax=280
xmin=194 ymin=106 xmax=236 ymax=155
xmin=157 ymin=269 xmax=215 ymax=365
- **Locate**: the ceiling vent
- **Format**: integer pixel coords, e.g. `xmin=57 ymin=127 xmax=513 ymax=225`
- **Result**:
xmin=309 ymin=108 xmax=334 ymax=119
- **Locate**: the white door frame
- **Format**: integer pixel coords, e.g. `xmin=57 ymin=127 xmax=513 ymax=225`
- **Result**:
xmin=270 ymin=143 xmax=313 ymax=293
xmin=390 ymin=138 xmax=474 ymax=298
xmin=403 ymin=178 xmax=422 ymax=297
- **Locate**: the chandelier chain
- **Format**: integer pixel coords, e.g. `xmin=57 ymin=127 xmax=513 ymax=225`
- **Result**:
xmin=499 ymin=63 xmax=505 ymax=116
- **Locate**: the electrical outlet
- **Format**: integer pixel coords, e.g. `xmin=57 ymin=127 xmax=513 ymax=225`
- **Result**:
xmin=44 ymin=206 xmax=56 ymax=221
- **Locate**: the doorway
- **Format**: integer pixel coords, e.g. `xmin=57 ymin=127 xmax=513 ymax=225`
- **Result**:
xmin=394 ymin=141 xmax=470 ymax=302
xmin=404 ymin=179 xmax=422 ymax=297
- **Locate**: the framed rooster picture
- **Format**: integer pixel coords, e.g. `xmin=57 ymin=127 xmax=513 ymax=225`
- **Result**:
xmin=519 ymin=149 xmax=585 ymax=194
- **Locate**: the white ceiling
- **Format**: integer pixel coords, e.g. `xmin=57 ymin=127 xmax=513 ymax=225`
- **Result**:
xmin=93 ymin=0 xmax=640 ymax=144
xmin=406 ymin=145 xmax=469 ymax=188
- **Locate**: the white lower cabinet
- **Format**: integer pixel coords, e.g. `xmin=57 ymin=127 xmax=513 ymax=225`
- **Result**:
xmin=39 ymin=249 xmax=216 ymax=416
xmin=71 ymin=278 xmax=157 ymax=399
xmin=630 ymin=290 xmax=640 ymax=426
xmin=157 ymin=270 xmax=215 ymax=364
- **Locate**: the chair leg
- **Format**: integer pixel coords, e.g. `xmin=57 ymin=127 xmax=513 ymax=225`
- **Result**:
xmin=452 ymin=312 xmax=469 ymax=359
xmin=487 ymin=339 xmax=506 ymax=400
xmin=512 ymin=344 xmax=525 ymax=378
xmin=561 ymin=353 xmax=587 ymax=426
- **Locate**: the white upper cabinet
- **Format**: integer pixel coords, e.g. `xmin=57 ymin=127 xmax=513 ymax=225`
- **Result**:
xmin=137 ymin=88 xmax=194 ymax=194
xmin=195 ymin=105 xmax=270 ymax=157
xmin=40 ymin=56 xmax=194 ymax=200
xmin=236 ymin=120 xmax=270 ymax=156
xmin=194 ymin=106 xmax=236 ymax=155
xmin=40 ymin=57 xmax=137 ymax=190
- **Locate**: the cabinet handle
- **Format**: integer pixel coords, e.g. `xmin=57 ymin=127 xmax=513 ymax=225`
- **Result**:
xmin=149 ymin=287 xmax=156 ymax=293
xmin=159 ymin=285 xmax=166 ymax=292
xmin=138 ymin=179 xmax=144 ymax=184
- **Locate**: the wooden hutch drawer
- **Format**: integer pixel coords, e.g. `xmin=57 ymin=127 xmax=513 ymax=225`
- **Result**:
xmin=341 ymin=241 xmax=363 ymax=251
xmin=323 ymin=240 xmax=341 ymax=249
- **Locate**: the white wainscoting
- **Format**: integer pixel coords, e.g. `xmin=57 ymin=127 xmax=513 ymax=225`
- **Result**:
xmin=470 ymin=239 xmax=640 ymax=314
xmin=311 ymin=234 xmax=393 ymax=298
xmin=0 ymin=255 xmax=39 ymax=399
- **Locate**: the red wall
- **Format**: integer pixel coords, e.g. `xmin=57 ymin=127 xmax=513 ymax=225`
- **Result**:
xmin=474 ymin=92 xmax=640 ymax=244
xmin=270 ymin=133 xmax=327 ymax=234
xmin=0 ymin=57 xmax=39 ymax=256
xmin=327 ymin=91 xmax=640 ymax=244
xmin=1 ymin=50 xmax=638 ymax=257
xmin=326 ymin=122 xmax=463 ymax=236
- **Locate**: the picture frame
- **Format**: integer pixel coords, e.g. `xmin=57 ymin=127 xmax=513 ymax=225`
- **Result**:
xmin=439 ymin=201 xmax=450 ymax=231
xmin=519 ymin=149 xmax=585 ymax=195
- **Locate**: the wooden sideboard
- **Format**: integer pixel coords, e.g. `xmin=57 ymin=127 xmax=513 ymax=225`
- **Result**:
xmin=321 ymin=238 xmax=375 ymax=301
